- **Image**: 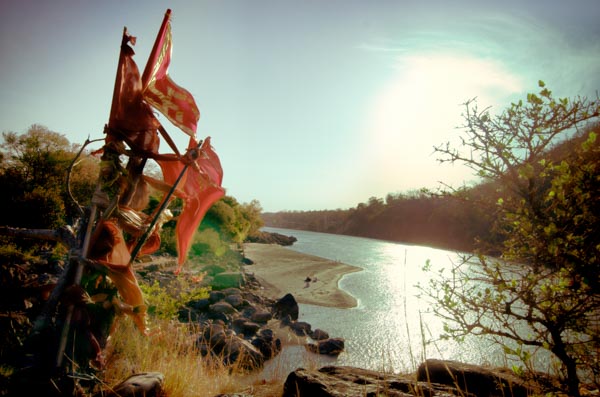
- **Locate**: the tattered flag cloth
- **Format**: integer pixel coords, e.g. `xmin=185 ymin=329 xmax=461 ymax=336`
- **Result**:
xmin=158 ymin=137 xmax=224 ymax=273
xmin=88 ymin=220 xmax=148 ymax=334
xmin=108 ymin=31 xmax=160 ymax=154
xmin=142 ymin=9 xmax=200 ymax=137
xmin=90 ymin=9 xmax=223 ymax=340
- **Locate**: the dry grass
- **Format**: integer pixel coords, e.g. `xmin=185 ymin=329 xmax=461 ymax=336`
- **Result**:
xmin=98 ymin=317 xmax=282 ymax=397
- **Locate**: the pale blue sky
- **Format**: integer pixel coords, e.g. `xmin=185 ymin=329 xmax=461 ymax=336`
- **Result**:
xmin=1 ymin=1 xmax=599 ymax=211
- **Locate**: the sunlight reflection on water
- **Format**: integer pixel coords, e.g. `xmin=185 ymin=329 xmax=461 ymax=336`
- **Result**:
xmin=259 ymin=227 xmax=513 ymax=379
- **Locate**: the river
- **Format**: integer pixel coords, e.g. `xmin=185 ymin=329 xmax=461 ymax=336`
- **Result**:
xmin=259 ymin=227 xmax=514 ymax=378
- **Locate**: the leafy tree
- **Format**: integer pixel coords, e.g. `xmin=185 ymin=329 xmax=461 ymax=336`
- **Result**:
xmin=422 ymin=82 xmax=600 ymax=396
xmin=159 ymin=195 xmax=265 ymax=257
xmin=202 ymin=196 xmax=264 ymax=244
xmin=0 ymin=125 xmax=98 ymax=229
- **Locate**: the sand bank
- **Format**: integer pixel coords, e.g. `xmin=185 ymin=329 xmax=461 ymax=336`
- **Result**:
xmin=243 ymin=243 xmax=361 ymax=309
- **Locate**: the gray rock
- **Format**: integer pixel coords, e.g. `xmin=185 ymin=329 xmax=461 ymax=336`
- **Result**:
xmin=417 ymin=359 xmax=532 ymax=397
xmin=197 ymin=322 xmax=265 ymax=369
xmin=306 ymin=338 xmax=344 ymax=356
xmin=240 ymin=321 xmax=261 ymax=337
xmin=282 ymin=366 xmax=455 ymax=397
xmin=220 ymin=335 xmax=265 ymax=369
xmin=105 ymin=372 xmax=165 ymax=397
xmin=250 ymin=310 xmax=272 ymax=323
xmin=289 ymin=321 xmax=312 ymax=336
xmin=310 ymin=328 xmax=329 ymax=340
xmin=209 ymin=301 xmax=237 ymax=315
xmin=273 ymin=293 xmax=299 ymax=320
xmin=224 ymin=294 xmax=244 ymax=308
xmin=221 ymin=287 xmax=242 ymax=296
xmin=209 ymin=291 xmax=225 ymax=303
xmin=251 ymin=335 xmax=282 ymax=359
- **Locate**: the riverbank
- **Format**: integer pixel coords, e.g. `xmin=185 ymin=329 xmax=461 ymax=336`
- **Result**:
xmin=243 ymin=243 xmax=361 ymax=309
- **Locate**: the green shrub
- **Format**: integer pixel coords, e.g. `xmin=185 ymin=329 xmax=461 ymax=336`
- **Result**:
xmin=140 ymin=280 xmax=209 ymax=320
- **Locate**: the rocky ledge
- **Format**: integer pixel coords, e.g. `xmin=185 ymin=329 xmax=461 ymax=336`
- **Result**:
xmin=178 ymin=275 xmax=348 ymax=370
xmin=282 ymin=360 xmax=543 ymax=397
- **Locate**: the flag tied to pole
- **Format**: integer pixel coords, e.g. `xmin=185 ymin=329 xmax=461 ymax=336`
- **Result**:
xmin=158 ymin=137 xmax=225 ymax=272
xmin=142 ymin=9 xmax=200 ymax=137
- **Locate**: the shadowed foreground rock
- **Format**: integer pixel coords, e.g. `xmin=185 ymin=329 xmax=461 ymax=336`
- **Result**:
xmin=283 ymin=363 xmax=536 ymax=397
xmin=99 ymin=372 xmax=165 ymax=397
xmin=417 ymin=359 xmax=532 ymax=397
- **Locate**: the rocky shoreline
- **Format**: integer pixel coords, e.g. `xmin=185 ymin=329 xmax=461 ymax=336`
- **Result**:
xmin=108 ymin=264 xmax=557 ymax=397
xmin=125 ymin=253 xmax=557 ymax=397
xmin=0 ymin=238 xmax=572 ymax=396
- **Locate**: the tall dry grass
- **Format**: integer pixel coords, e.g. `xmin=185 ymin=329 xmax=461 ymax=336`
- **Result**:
xmin=98 ymin=317 xmax=274 ymax=397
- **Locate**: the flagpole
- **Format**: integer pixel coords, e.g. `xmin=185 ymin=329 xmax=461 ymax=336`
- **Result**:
xmin=128 ymin=140 xmax=202 ymax=265
xmin=56 ymin=27 xmax=128 ymax=370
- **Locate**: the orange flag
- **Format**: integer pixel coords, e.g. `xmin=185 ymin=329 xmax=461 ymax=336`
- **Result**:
xmin=142 ymin=9 xmax=200 ymax=137
xmin=88 ymin=220 xmax=147 ymax=334
xmin=158 ymin=137 xmax=224 ymax=272
xmin=108 ymin=30 xmax=160 ymax=154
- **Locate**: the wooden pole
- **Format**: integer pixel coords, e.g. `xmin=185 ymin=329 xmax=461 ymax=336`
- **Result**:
xmin=128 ymin=141 xmax=201 ymax=265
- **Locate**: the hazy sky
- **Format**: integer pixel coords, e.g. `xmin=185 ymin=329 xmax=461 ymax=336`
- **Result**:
xmin=1 ymin=1 xmax=599 ymax=211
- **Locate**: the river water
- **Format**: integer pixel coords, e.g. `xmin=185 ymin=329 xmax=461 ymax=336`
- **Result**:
xmin=259 ymin=227 xmax=513 ymax=378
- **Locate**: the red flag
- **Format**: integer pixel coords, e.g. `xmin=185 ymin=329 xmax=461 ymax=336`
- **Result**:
xmin=88 ymin=220 xmax=148 ymax=334
xmin=108 ymin=30 xmax=160 ymax=153
xmin=158 ymin=137 xmax=224 ymax=271
xmin=142 ymin=9 xmax=200 ymax=137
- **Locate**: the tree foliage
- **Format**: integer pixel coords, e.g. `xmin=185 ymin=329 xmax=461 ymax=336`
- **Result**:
xmin=262 ymin=190 xmax=495 ymax=252
xmin=422 ymin=82 xmax=600 ymax=396
xmin=0 ymin=125 xmax=98 ymax=230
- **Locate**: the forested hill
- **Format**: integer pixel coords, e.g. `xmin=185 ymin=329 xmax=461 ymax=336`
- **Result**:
xmin=262 ymin=126 xmax=599 ymax=254
xmin=262 ymin=190 xmax=495 ymax=252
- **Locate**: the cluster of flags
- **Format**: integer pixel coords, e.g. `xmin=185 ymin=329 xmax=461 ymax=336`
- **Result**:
xmin=91 ymin=9 xmax=224 ymax=333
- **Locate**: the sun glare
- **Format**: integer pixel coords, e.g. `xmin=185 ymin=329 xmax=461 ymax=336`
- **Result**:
xmin=364 ymin=53 xmax=522 ymax=193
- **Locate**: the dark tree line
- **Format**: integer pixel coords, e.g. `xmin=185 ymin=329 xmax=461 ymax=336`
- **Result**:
xmin=262 ymin=188 xmax=499 ymax=253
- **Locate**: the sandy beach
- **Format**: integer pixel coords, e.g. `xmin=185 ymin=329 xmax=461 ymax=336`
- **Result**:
xmin=243 ymin=243 xmax=362 ymax=309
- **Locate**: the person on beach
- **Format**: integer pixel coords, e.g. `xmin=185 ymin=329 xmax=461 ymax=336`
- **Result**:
xmin=304 ymin=275 xmax=311 ymax=288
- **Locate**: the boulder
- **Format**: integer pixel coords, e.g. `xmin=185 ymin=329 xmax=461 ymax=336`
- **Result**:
xmin=251 ymin=334 xmax=282 ymax=359
xmin=209 ymin=301 xmax=237 ymax=315
xmin=310 ymin=329 xmax=329 ymax=340
xmin=220 ymin=336 xmax=265 ymax=369
xmin=104 ymin=372 xmax=164 ymax=397
xmin=224 ymin=294 xmax=244 ymax=308
xmin=417 ymin=359 xmax=531 ymax=397
xmin=273 ymin=293 xmax=299 ymax=321
xmin=306 ymin=338 xmax=344 ymax=356
xmin=282 ymin=366 xmax=455 ymax=397
xmin=240 ymin=321 xmax=261 ymax=337
xmin=250 ymin=310 xmax=272 ymax=324
xmin=209 ymin=291 xmax=225 ymax=303
xmin=289 ymin=321 xmax=312 ymax=336
xmin=221 ymin=287 xmax=242 ymax=296
xmin=197 ymin=325 xmax=265 ymax=369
